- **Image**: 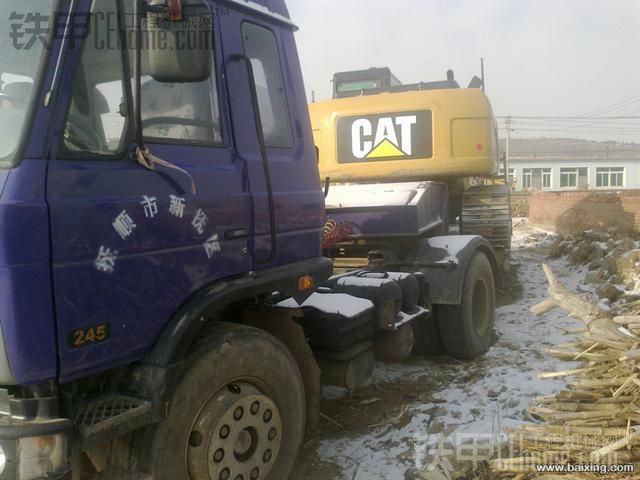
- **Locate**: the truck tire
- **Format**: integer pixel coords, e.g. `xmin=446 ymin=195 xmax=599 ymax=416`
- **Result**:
xmin=134 ymin=322 xmax=306 ymax=480
xmin=438 ymin=252 xmax=495 ymax=359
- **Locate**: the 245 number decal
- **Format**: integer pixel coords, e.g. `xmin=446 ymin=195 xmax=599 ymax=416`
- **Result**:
xmin=68 ymin=324 xmax=111 ymax=349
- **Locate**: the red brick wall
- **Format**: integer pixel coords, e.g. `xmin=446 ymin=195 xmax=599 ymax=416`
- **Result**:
xmin=529 ymin=190 xmax=640 ymax=234
xmin=511 ymin=192 xmax=532 ymax=218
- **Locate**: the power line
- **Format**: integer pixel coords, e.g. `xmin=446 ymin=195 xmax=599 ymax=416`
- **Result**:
xmin=495 ymin=109 xmax=640 ymax=141
xmin=577 ymin=93 xmax=640 ymax=117
xmin=508 ymin=126 xmax=640 ymax=132
xmin=504 ymin=125 xmax=640 ymax=131
xmin=499 ymin=124 xmax=640 ymax=132
xmin=496 ymin=113 xmax=640 ymax=138
xmin=500 ymin=118 xmax=640 ymax=124
xmin=496 ymin=115 xmax=640 ymax=120
xmin=506 ymin=151 xmax=640 ymax=155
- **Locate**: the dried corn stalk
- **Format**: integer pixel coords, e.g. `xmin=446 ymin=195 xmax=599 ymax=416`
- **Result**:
xmin=492 ymin=264 xmax=640 ymax=478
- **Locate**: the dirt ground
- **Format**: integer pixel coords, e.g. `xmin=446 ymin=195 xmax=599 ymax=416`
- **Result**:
xmin=292 ymin=219 xmax=586 ymax=480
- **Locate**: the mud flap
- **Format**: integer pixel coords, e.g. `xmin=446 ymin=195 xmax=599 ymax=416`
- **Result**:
xmin=384 ymin=235 xmax=500 ymax=305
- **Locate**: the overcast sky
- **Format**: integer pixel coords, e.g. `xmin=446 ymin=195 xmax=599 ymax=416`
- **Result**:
xmin=287 ymin=0 xmax=640 ymax=143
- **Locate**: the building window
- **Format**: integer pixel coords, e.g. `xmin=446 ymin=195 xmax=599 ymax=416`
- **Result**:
xmin=560 ymin=167 xmax=589 ymax=189
xmin=596 ymin=167 xmax=624 ymax=188
xmin=560 ymin=168 xmax=577 ymax=188
xmin=522 ymin=169 xmax=532 ymax=189
xmin=521 ymin=168 xmax=552 ymax=190
xmin=500 ymin=167 xmax=515 ymax=184
xmin=542 ymin=168 xmax=552 ymax=189
xmin=578 ymin=167 xmax=589 ymax=188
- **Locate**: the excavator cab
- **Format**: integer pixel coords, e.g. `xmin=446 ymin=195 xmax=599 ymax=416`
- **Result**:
xmin=333 ymin=67 xmax=402 ymax=98
xmin=333 ymin=67 xmax=467 ymax=99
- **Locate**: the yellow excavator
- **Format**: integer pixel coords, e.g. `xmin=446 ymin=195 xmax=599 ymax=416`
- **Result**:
xmin=310 ymin=67 xmax=511 ymax=267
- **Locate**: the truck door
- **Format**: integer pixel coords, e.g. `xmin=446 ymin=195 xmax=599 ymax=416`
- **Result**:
xmin=218 ymin=7 xmax=326 ymax=269
xmin=46 ymin=0 xmax=252 ymax=380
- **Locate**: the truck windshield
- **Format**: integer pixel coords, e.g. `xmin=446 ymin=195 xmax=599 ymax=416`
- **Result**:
xmin=0 ymin=1 xmax=53 ymax=167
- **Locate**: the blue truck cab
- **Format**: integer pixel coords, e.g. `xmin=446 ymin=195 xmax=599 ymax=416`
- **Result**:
xmin=0 ymin=1 xmax=500 ymax=479
xmin=0 ymin=0 xmax=334 ymax=478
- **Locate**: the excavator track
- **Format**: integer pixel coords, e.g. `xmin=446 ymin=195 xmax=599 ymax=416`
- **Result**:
xmin=461 ymin=184 xmax=512 ymax=251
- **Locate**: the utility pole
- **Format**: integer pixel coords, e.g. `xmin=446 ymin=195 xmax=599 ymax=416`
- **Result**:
xmin=311 ymin=90 xmax=316 ymax=103
xmin=505 ymin=115 xmax=512 ymax=187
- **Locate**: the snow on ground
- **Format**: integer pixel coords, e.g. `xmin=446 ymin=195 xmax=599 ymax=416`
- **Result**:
xmin=294 ymin=219 xmax=589 ymax=479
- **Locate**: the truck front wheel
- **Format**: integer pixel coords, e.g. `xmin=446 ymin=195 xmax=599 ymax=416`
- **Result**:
xmin=137 ymin=323 xmax=306 ymax=480
xmin=437 ymin=252 xmax=495 ymax=359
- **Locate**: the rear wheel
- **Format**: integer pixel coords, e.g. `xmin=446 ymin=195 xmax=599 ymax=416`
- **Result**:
xmin=134 ymin=323 xmax=306 ymax=480
xmin=438 ymin=252 xmax=495 ymax=359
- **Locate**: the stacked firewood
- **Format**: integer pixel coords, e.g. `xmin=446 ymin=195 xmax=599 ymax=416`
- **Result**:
xmin=491 ymin=265 xmax=640 ymax=477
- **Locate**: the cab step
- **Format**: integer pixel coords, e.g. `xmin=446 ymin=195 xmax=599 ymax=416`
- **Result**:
xmin=73 ymin=395 xmax=152 ymax=449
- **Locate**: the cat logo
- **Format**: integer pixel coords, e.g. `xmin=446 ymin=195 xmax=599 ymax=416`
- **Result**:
xmin=337 ymin=110 xmax=433 ymax=164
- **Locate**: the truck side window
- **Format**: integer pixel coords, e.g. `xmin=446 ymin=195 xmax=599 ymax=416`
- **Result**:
xmin=242 ymin=23 xmax=293 ymax=149
xmin=133 ymin=3 xmax=222 ymax=145
xmin=64 ymin=0 xmax=223 ymax=156
xmin=63 ymin=0 xmax=128 ymax=155
xmin=140 ymin=63 xmax=223 ymax=145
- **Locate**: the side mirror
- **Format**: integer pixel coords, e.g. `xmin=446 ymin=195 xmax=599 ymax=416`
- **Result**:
xmin=145 ymin=0 xmax=213 ymax=83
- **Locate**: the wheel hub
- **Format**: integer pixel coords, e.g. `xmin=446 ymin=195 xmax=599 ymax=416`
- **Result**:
xmin=187 ymin=383 xmax=283 ymax=480
xmin=234 ymin=429 xmax=254 ymax=458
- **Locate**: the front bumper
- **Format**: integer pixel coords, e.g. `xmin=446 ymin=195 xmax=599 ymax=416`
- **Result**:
xmin=0 ymin=394 xmax=71 ymax=480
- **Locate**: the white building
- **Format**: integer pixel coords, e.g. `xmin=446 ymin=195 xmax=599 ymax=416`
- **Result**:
xmin=499 ymin=139 xmax=640 ymax=191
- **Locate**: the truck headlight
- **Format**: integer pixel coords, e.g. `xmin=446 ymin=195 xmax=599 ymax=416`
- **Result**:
xmin=17 ymin=434 xmax=67 ymax=480
xmin=0 ymin=445 xmax=5 ymax=475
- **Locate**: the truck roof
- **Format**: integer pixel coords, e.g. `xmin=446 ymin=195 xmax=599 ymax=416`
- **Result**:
xmin=229 ymin=0 xmax=292 ymax=21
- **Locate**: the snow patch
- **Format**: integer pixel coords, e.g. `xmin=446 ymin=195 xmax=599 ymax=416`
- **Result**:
xmin=277 ymin=293 xmax=374 ymax=319
xmin=325 ymin=182 xmax=424 ymax=208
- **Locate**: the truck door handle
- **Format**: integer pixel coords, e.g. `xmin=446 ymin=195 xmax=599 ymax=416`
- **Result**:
xmin=224 ymin=228 xmax=249 ymax=240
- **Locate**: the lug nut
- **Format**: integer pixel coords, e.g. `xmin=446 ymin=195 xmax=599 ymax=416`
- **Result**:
xmin=220 ymin=468 xmax=231 ymax=480
xmin=214 ymin=448 xmax=225 ymax=463
xmin=234 ymin=407 xmax=244 ymax=421
xmin=263 ymin=450 xmax=272 ymax=463
xmin=251 ymin=401 xmax=260 ymax=415
xmin=268 ymin=428 xmax=277 ymax=441
xmin=263 ymin=410 xmax=272 ymax=423
xmin=220 ymin=425 xmax=230 ymax=439
xmin=234 ymin=475 xmax=244 ymax=480
xmin=250 ymin=468 xmax=260 ymax=479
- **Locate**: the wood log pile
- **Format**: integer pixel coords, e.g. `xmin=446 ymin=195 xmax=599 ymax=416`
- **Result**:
xmin=491 ymin=265 xmax=640 ymax=478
